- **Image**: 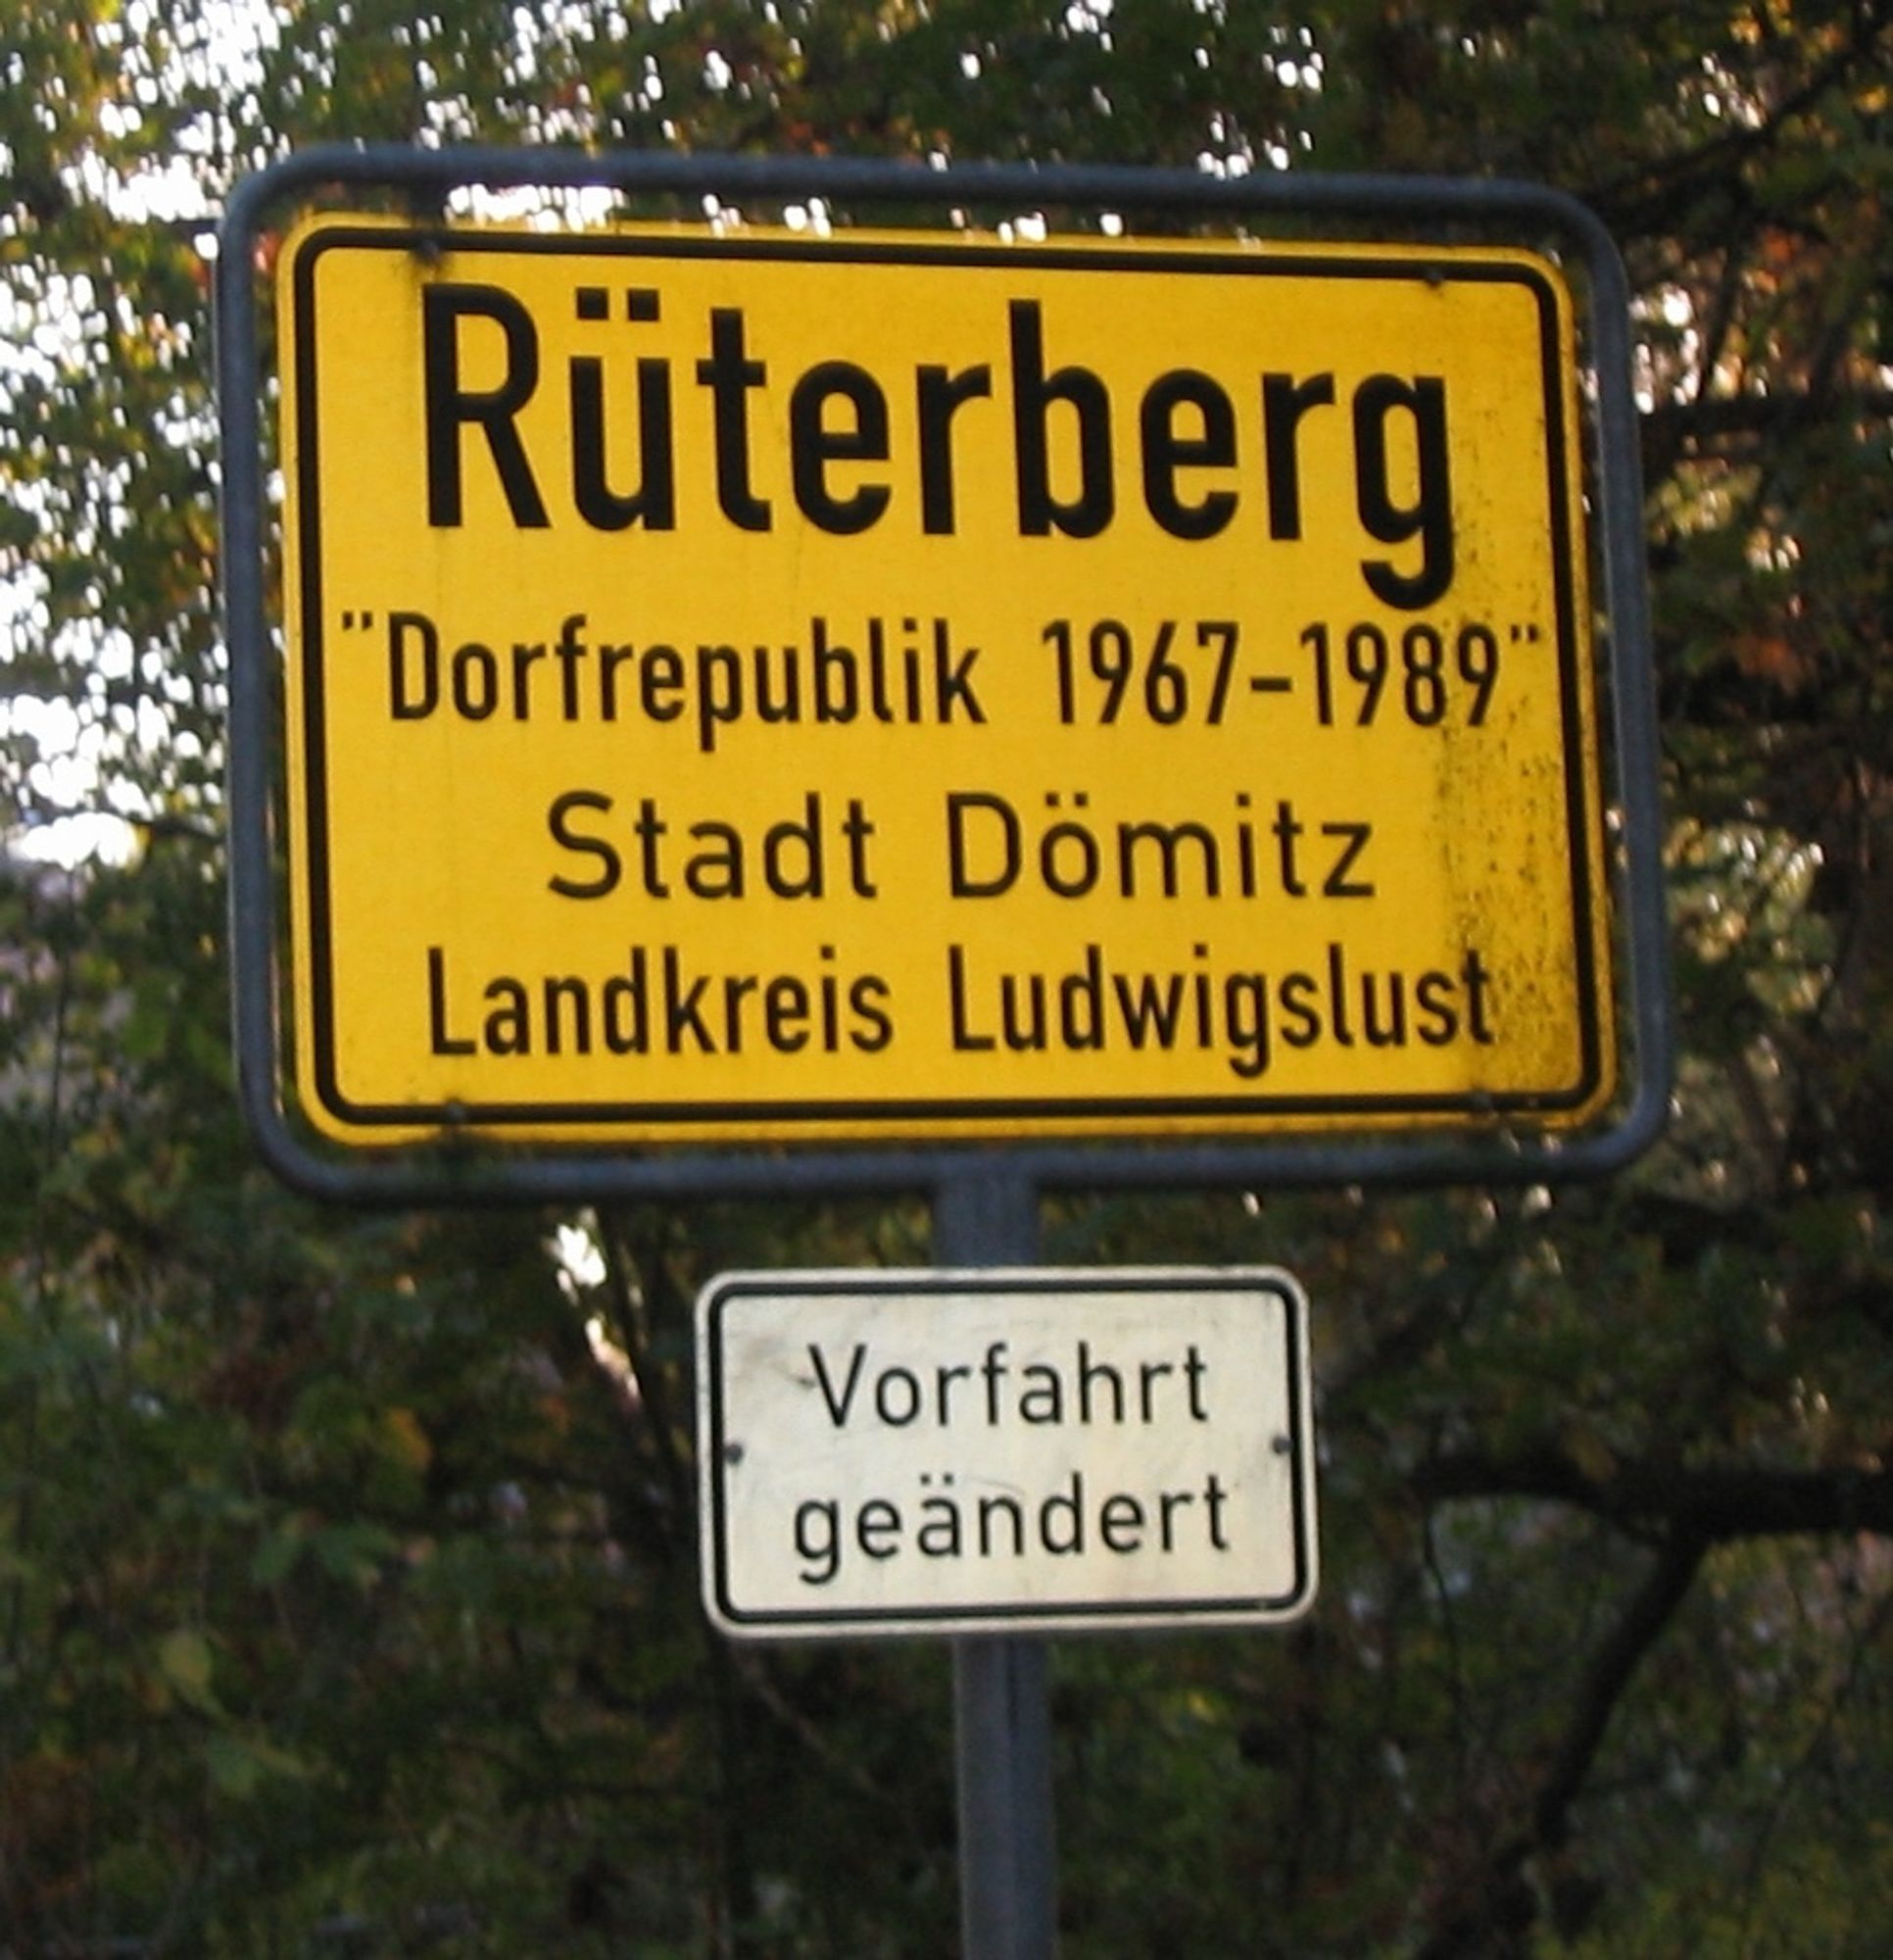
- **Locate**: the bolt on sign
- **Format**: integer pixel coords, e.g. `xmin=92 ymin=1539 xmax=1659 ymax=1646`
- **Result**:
xmin=696 ymin=1268 xmax=1316 ymax=1639
xmin=277 ymin=217 xmax=1613 ymax=1147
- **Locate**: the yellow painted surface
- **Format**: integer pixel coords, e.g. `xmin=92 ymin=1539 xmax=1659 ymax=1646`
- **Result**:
xmin=277 ymin=217 xmax=1613 ymax=1145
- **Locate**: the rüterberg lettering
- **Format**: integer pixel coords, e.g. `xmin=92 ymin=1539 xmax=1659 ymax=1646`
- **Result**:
xmin=422 ymin=282 xmax=1456 ymax=607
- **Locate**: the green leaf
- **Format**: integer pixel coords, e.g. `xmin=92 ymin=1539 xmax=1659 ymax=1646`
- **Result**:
xmin=157 ymin=1627 xmax=221 ymax=1717
xmin=204 ymin=1733 xmax=312 ymax=1799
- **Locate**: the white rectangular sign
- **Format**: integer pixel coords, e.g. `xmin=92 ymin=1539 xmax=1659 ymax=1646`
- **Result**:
xmin=697 ymin=1267 xmax=1316 ymax=1639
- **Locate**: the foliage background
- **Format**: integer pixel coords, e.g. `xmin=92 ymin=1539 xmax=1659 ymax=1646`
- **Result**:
xmin=4 ymin=0 xmax=1893 ymax=1953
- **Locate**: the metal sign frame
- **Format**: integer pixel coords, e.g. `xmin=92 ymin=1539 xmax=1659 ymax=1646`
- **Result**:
xmin=218 ymin=146 xmax=1672 ymax=1206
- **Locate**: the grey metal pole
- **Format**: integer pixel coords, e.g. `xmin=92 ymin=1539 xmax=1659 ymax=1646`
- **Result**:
xmin=933 ymin=1166 xmax=1057 ymax=1960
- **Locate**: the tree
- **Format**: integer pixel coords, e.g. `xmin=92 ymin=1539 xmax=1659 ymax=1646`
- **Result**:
xmin=5 ymin=0 xmax=1893 ymax=1952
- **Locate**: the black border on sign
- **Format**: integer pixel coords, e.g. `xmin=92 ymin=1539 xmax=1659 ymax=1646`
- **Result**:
xmin=695 ymin=1267 xmax=1317 ymax=1639
xmin=287 ymin=226 xmax=1603 ymax=1138
xmin=218 ymin=147 xmax=1674 ymax=1204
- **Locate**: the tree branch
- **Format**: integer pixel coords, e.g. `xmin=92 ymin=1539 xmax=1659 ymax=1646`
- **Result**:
xmin=1401 ymin=1416 xmax=1893 ymax=1953
xmin=1529 ymin=1531 xmax=1708 ymax=1849
xmin=1415 ymin=1445 xmax=1893 ymax=1543
xmin=1591 ymin=3 xmax=1893 ymax=241
xmin=1412 ymin=1531 xmax=1709 ymax=1960
xmin=1645 ymin=387 xmax=1893 ymax=467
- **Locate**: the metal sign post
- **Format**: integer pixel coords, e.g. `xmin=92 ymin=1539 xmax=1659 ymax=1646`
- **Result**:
xmin=935 ymin=1165 xmax=1055 ymax=1960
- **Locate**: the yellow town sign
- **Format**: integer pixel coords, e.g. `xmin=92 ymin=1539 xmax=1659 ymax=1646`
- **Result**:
xmin=277 ymin=218 xmax=1611 ymax=1146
